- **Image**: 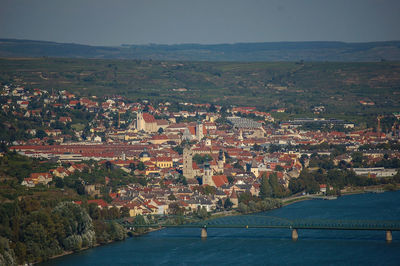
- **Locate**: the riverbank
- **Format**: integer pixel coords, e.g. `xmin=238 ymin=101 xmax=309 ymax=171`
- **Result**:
xmin=281 ymin=196 xmax=310 ymax=206
xmin=43 ymin=241 xmax=120 ymax=264
xmin=39 ymin=185 xmax=399 ymax=264
xmin=128 ymin=226 xmax=163 ymax=236
xmin=40 ymin=191 xmax=400 ymax=266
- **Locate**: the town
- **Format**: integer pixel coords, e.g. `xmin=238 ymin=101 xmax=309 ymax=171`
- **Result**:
xmin=1 ymin=84 xmax=400 ymax=220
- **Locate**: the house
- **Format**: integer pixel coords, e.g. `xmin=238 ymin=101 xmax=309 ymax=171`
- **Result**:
xmin=19 ymin=101 xmax=29 ymax=109
xmin=59 ymin=116 xmax=72 ymax=124
xmin=320 ymin=184 xmax=327 ymax=194
xmin=211 ymin=175 xmax=229 ymax=188
xmin=155 ymin=157 xmax=173 ymax=169
xmin=21 ymin=173 xmax=53 ymax=187
xmin=51 ymin=167 xmax=70 ymax=178
xmin=150 ymin=135 xmax=169 ymax=145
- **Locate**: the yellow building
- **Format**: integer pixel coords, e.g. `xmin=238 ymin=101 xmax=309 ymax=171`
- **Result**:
xmin=156 ymin=157 xmax=173 ymax=168
xmin=139 ymin=149 xmax=151 ymax=162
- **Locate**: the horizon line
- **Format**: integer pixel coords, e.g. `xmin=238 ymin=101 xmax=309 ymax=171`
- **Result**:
xmin=1 ymin=37 xmax=400 ymax=48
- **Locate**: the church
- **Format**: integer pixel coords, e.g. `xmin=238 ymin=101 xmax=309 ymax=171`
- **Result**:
xmin=136 ymin=110 xmax=157 ymax=133
xmin=183 ymin=145 xmax=227 ymax=188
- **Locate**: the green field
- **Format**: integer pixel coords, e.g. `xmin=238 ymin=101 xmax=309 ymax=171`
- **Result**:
xmin=1 ymin=58 xmax=399 ymax=119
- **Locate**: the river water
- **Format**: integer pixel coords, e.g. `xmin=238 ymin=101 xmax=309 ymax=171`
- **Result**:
xmin=42 ymin=191 xmax=400 ymax=265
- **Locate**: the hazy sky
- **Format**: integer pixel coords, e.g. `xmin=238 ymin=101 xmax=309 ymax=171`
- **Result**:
xmin=1 ymin=0 xmax=399 ymax=46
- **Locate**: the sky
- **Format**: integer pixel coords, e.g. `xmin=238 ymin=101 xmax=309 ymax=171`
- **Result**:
xmin=0 ymin=0 xmax=400 ymax=46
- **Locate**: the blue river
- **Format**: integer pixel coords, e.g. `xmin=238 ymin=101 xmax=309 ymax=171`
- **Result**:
xmin=42 ymin=191 xmax=400 ymax=265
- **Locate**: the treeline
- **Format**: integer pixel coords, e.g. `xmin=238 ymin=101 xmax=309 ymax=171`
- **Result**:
xmin=234 ymin=172 xmax=286 ymax=214
xmin=259 ymin=172 xmax=289 ymax=198
xmin=237 ymin=191 xmax=282 ymax=214
xmin=0 ymin=198 xmax=127 ymax=265
xmin=0 ymin=151 xmax=147 ymax=202
xmin=289 ymin=168 xmax=400 ymax=195
xmin=0 ymin=151 xmax=57 ymax=183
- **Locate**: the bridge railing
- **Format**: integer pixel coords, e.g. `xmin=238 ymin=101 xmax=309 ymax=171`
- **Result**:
xmin=116 ymin=214 xmax=400 ymax=232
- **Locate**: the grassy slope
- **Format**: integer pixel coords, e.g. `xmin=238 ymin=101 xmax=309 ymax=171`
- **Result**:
xmin=1 ymin=58 xmax=399 ymax=119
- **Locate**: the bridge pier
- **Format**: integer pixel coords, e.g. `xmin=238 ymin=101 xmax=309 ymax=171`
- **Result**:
xmin=386 ymin=230 xmax=392 ymax=242
xmin=292 ymin=229 xmax=298 ymax=241
xmin=201 ymin=227 xmax=207 ymax=239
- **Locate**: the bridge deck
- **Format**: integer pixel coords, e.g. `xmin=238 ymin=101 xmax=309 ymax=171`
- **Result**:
xmin=123 ymin=215 xmax=400 ymax=231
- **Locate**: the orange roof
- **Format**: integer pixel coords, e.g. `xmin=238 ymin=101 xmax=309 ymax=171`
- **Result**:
xmin=212 ymin=175 xmax=228 ymax=187
xmin=88 ymin=199 xmax=108 ymax=208
xmin=143 ymin=113 xmax=156 ymax=123
xmin=30 ymin=173 xmax=52 ymax=179
xmin=187 ymin=125 xmax=207 ymax=136
xmin=156 ymin=156 xmax=172 ymax=162
xmin=151 ymin=135 xmax=169 ymax=140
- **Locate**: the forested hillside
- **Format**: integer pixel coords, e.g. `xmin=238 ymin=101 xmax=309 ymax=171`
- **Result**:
xmin=1 ymin=39 xmax=400 ymax=61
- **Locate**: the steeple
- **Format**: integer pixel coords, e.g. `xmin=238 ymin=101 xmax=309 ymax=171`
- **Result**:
xmin=196 ymin=121 xmax=204 ymax=141
xmin=238 ymin=129 xmax=243 ymax=141
xmin=136 ymin=109 xmax=144 ymax=131
xmin=218 ymin=149 xmax=225 ymax=172
xmin=183 ymin=145 xmax=194 ymax=179
xmin=203 ymin=162 xmax=213 ymax=186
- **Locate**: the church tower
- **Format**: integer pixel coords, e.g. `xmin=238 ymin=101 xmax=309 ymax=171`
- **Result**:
xmin=203 ymin=163 xmax=213 ymax=186
xmin=183 ymin=146 xmax=194 ymax=179
xmin=136 ymin=110 xmax=144 ymax=131
xmin=238 ymin=129 xmax=243 ymax=141
xmin=196 ymin=121 xmax=204 ymax=141
xmin=218 ymin=149 xmax=225 ymax=172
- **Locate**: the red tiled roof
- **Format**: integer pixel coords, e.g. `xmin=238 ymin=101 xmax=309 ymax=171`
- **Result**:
xmin=212 ymin=175 xmax=228 ymax=187
xmin=88 ymin=199 xmax=108 ymax=208
xmin=30 ymin=173 xmax=52 ymax=179
xmin=151 ymin=135 xmax=169 ymax=140
xmin=143 ymin=113 xmax=156 ymax=123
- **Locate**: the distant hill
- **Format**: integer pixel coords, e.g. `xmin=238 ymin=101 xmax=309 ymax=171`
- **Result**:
xmin=1 ymin=58 xmax=399 ymax=119
xmin=1 ymin=39 xmax=400 ymax=61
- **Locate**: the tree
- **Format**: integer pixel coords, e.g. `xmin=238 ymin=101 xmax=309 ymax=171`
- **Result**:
xmin=289 ymin=178 xmax=303 ymax=194
xmin=157 ymin=127 xmax=164 ymax=134
xmin=351 ymin=152 xmax=365 ymax=168
xmin=268 ymin=172 xmax=286 ymax=198
xmin=168 ymin=194 xmax=177 ymax=201
xmin=216 ymin=199 xmax=224 ymax=210
xmin=202 ymin=185 xmax=216 ymax=195
xmin=35 ymin=129 xmax=46 ymax=139
xmin=168 ymin=202 xmax=184 ymax=216
xmin=196 ymin=206 xmax=209 ymax=219
xmin=133 ymin=214 xmax=147 ymax=234
xmin=88 ymin=203 xmax=101 ymax=220
xmin=259 ymin=174 xmax=272 ymax=199
xmin=137 ymin=161 xmax=145 ymax=171
xmin=129 ymin=163 xmax=136 ymax=172
xmin=75 ymin=181 xmax=85 ymax=195
xmin=208 ymin=104 xmax=217 ymax=113
xmin=253 ymin=143 xmax=261 ymax=151
xmin=0 ymin=237 xmax=16 ymax=265
xmin=299 ymin=154 xmax=308 ymax=167
xmin=238 ymin=202 xmax=250 ymax=214
xmin=105 ymin=161 xmax=112 ymax=172
xmin=120 ymin=207 xmax=130 ymax=218
xmin=176 ymin=174 xmax=187 ymax=185
xmin=233 ymin=161 xmax=244 ymax=170
xmin=224 ymin=198 xmax=234 ymax=210
xmin=109 ymin=222 xmax=126 ymax=241
xmin=54 ymin=177 xmax=64 ymax=188
xmin=193 ymin=154 xmax=212 ymax=165
xmin=52 ymin=202 xmax=96 ymax=251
